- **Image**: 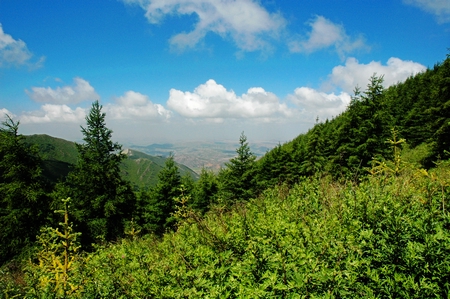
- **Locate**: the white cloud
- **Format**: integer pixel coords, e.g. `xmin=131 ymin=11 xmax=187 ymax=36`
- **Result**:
xmin=106 ymin=90 xmax=171 ymax=120
xmin=403 ymin=0 xmax=450 ymax=23
xmin=122 ymin=0 xmax=285 ymax=52
xmin=288 ymin=16 xmax=367 ymax=57
xmin=288 ymin=88 xmax=351 ymax=121
xmin=326 ymin=57 xmax=427 ymax=93
xmin=20 ymin=104 xmax=86 ymax=124
xmin=0 ymin=23 xmax=44 ymax=68
xmin=167 ymin=79 xmax=292 ymax=120
xmin=26 ymin=77 xmax=99 ymax=105
xmin=0 ymin=108 xmax=15 ymax=120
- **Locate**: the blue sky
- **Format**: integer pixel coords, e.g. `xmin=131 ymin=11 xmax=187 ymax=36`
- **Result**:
xmin=0 ymin=0 xmax=449 ymax=144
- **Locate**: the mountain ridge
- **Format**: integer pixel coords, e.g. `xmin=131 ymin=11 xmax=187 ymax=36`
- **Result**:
xmin=24 ymin=134 xmax=198 ymax=189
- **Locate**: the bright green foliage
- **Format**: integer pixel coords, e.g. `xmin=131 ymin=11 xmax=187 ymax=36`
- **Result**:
xmin=26 ymin=198 xmax=83 ymax=298
xmin=8 ymin=159 xmax=450 ymax=298
xmin=219 ymin=132 xmax=257 ymax=203
xmin=369 ymin=127 xmax=407 ymax=176
xmin=0 ymin=116 xmax=49 ymax=264
xmin=136 ymin=155 xmax=182 ymax=234
xmin=63 ymin=101 xmax=136 ymax=246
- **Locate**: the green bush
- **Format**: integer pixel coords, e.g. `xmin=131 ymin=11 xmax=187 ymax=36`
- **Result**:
xmin=2 ymin=162 xmax=450 ymax=298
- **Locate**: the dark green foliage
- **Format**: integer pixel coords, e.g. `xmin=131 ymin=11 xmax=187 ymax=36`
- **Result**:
xmin=385 ymin=54 xmax=450 ymax=163
xmin=24 ymin=134 xmax=78 ymax=184
xmin=256 ymin=142 xmax=300 ymax=189
xmin=302 ymin=119 xmax=326 ymax=176
xmin=0 ymin=116 xmax=49 ymax=264
xmin=24 ymin=134 xmax=78 ymax=165
xmin=429 ymin=55 xmax=450 ymax=160
xmin=136 ymin=155 xmax=182 ymax=234
xmin=255 ymin=54 xmax=449 ymax=185
xmin=62 ymin=101 xmax=136 ymax=246
xmin=191 ymin=168 xmax=218 ymax=214
xmin=333 ymin=75 xmax=391 ymax=176
xmin=218 ymin=132 xmax=257 ymax=203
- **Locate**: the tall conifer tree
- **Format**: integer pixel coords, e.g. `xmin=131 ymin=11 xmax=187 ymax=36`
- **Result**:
xmin=0 ymin=116 xmax=49 ymax=263
xmin=219 ymin=132 xmax=257 ymax=203
xmin=136 ymin=155 xmax=182 ymax=234
xmin=64 ymin=101 xmax=135 ymax=246
xmin=192 ymin=168 xmax=218 ymax=214
xmin=334 ymin=75 xmax=390 ymax=175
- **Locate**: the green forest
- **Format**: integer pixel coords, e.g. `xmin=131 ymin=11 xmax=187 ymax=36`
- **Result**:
xmin=1 ymin=53 xmax=449 ymax=298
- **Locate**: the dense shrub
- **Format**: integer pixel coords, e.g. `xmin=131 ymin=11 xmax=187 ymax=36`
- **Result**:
xmin=3 ymin=161 xmax=448 ymax=298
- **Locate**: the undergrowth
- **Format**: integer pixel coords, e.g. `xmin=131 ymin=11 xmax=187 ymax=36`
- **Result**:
xmin=1 ymin=161 xmax=450 ymax=298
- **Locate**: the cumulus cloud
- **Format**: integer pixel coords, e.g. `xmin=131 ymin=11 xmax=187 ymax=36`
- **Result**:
xmin=20 ymin=104 xmax=86 ymax=124
xmin=122 ymin=0 xmax=285 ymax=52
xmin=288 ymin=16 xmax=367 ymax=58
xmin=26 ymin=77 xmax=99 ymax=105
xmin=106 ymin=90 xmax=171 ymax=120
xmin=403 ymin=0 xmax=450 ymax=23
xmin=0 ymin=23 xmax=44 ymax=68
xmin=0 ymin=108 xmax=15 ymax=119
xmin=326 ymin=57 xmax=427 ymax=93
xmin=288 ymin=88 xmax=351 ymax=121
xmin=167 ymin=79 xmax=292 ymax=121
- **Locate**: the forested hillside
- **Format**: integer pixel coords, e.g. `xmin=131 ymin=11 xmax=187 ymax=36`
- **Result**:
xmin=1 ymin=54 xmax=449 ymax=298
xmin=256 ymin=54 xmax=450 ymax=187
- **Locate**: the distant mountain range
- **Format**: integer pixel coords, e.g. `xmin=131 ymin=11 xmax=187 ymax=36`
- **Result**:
xmin=24 ymin=134 xmax=199 ymax=189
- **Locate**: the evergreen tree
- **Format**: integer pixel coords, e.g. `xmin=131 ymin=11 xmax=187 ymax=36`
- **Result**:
xmin=333 ymin=75 xmax=390 ymax=176
xmin=136 ymin=155 xmax=182 ymax=234
xmin=301 ymin=119 xmax=326 ymax=176
xmin=219 ymin=132 xmax=257 ymax=203
xmin=63 ymin=101 xmax=135 ymax=246
xmin=0 ymin=116 xmax=49 ymax=264
xmin=428 ymin=54 xmax=450 ymax=160
xmin=256 ymin=143 xmax=297 ymax=188
xmin=192 ymin=168 xmax=218 ymax=214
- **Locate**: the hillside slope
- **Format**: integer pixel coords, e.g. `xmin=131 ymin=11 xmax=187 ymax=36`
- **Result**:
xmin=256 ymin=54 xmax=450 ymax=186
xmin=24 ymin=134 xmax=198 ymax=188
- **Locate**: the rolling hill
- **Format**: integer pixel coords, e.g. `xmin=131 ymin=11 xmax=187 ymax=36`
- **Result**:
xmin=24 ymin=134 xmax=198 ymax=189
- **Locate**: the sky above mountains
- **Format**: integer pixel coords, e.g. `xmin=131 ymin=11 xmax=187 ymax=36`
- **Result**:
xmin=0 ymin=0 xmax=449 ymax=144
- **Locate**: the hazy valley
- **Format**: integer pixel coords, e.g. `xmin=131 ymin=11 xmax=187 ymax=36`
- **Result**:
xmin=128 ymin=140 xmax=279 ymax=173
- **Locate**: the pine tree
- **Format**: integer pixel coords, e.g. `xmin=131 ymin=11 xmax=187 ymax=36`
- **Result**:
xmin=0 ymin=116 xmax=49 ymax=264
xmin=192 ymin=168 xmax=218 ymax=214
xmin=334 ymin=75 xmax=390 ymax=176
xmin=64 ymin=101 xmax=135 ymax=246
xmin=429 ymin=54 xmax=450 ymax=160
xmin=136 ymin=155 xmax=182 ymax=234
xmin=302 ymin=119 xmax=326 ymax=176
xmin=219 ymin=132 xmax=257 ymax=203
